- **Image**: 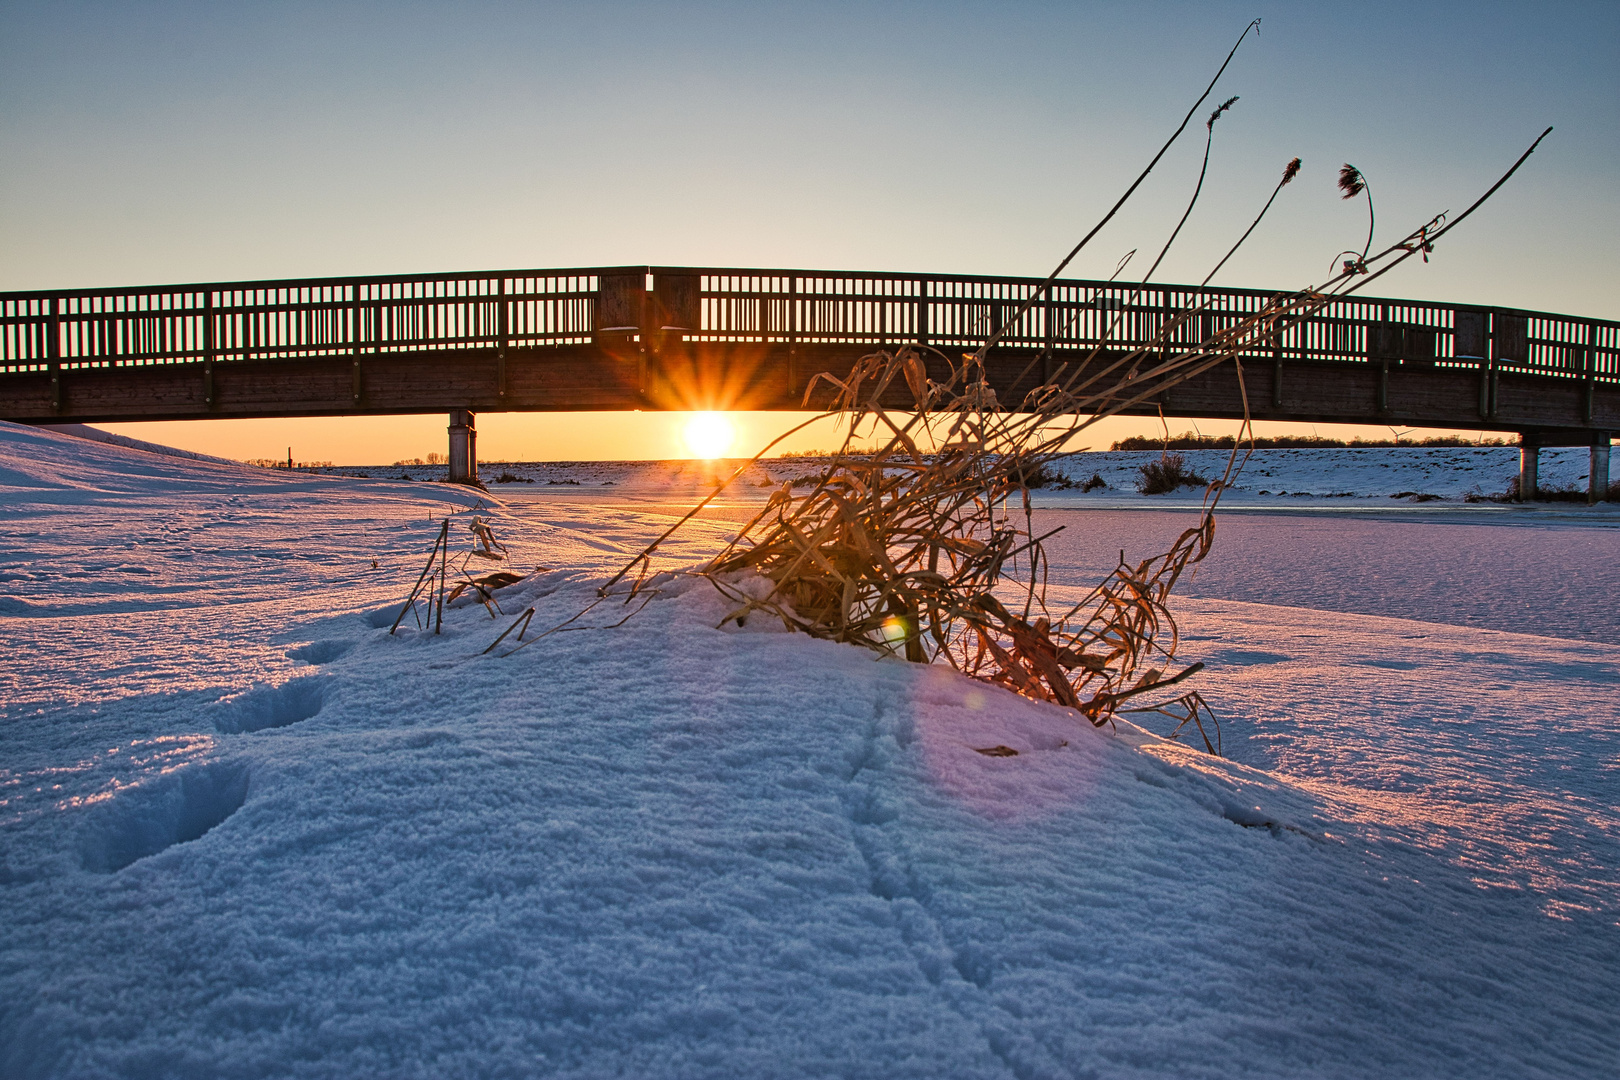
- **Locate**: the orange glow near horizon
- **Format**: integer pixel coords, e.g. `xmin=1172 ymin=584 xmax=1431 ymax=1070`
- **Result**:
xmin=83 ymin=412 xmax=1523 ymax=468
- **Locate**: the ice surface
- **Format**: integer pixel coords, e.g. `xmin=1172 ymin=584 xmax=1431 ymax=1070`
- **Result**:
xmin=2 ymin=421 xmax=1617 ymax=1078
xmin=1032 ymin=508 xmax=1620 ymax=644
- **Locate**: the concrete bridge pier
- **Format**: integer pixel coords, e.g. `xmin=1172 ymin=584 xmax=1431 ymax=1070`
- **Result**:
xmin=1592 ymin=434 xmax=1612 ymax=504
xmin=1519 ymin=441 xmax=1539 ymax=502
xmin=1519 ymin=430 xmax=1614 ymax=502
xmin=448 ymin=410 xmax=477 ymax=484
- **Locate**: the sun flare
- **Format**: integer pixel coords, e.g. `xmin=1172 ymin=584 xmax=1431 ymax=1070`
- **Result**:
xmin=682 ymin=412 xmax=736 ymax=460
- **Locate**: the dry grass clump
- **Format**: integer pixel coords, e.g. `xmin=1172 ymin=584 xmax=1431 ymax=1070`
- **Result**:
xmin=1136 ymin=453 xmax=1211 ymax=495
xmin=528 ymin=29 xmax=1549 ymax=753
xmin=390 ymin=516 xmax=526 ymax=634
xmin=597 ymin=335 xmax=1248 ymax=750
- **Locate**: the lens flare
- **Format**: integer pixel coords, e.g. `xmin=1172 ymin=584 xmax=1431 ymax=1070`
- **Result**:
xmin=682 ymin=412 xmax=736 ymax=459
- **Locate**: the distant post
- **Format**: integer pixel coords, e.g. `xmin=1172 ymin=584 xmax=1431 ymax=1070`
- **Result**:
xmin=448 ymin=411 xmax=477 ymax=484
xmin=1518 ymin=438 xmax=1538 ymax=502
xmin=1592 ymin=433 xmax=1612 ymax=504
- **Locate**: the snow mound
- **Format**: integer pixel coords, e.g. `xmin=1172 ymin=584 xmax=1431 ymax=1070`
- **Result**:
xmin=0 ymin=420 xmax=492 ymax=506
xmin=2 ymin=567 xmax=1615 ymax=1077
xmin=46 ymin=423 xmax=244 ymax=466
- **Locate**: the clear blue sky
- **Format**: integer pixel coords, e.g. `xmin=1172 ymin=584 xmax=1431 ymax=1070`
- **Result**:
xmin=3 ymin=1 xmax=1615 ymax=461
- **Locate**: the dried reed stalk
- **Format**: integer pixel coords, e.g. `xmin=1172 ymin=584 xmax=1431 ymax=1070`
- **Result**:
xmin=579 ymin=84 xmax=1550 ymax=751
xmin=392 ymin=516 xmax=526 ymax=632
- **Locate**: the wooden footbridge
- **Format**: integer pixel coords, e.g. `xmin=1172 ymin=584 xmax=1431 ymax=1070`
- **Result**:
xmin=3 ymin=265 xmax=1615 ymax=498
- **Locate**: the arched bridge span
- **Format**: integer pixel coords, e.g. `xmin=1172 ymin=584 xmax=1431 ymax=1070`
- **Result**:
xmin=3 ymin=265 xmax=1615 ymax=495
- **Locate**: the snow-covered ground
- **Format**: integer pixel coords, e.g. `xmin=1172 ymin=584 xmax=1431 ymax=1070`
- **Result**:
xmin=2 ymin=421 xmax=1618 ymax=1078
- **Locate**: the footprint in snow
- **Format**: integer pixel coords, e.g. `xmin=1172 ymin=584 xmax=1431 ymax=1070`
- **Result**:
xmin=78 ymin=761 xmax=249 ymax=873
xmin=210 ymin=677 xmax=329 ymax=734
xmin=287 ymin=640 xmax=353 ymax=665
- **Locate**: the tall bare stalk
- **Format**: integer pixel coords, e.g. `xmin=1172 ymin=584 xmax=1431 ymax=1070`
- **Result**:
xmin=567 ymin=68 xmax=1550 ymax=750
xmin=1202 ymin=157 xmax=1301 ymax=286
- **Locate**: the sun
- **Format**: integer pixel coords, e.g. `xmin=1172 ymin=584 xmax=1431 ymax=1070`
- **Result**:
xmin=681 ymin=412 xmax=736 ymax=459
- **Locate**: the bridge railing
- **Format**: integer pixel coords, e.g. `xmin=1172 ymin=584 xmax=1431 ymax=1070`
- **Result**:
xmin=4 ymin=265 xmax=1616 ymax=387
xmin=679 ymin=268 xmax=1618 ymax=383
xmin=0 ymin=268 xmax=615 ymax=374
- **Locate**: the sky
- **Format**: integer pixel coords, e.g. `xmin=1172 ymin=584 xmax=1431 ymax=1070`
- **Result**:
xmin=2 ymin=1 xmax=1615 ymax=462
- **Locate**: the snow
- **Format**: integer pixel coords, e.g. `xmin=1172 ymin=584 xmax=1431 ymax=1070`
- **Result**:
xmin=2 ymin=420 xmax=1618 ymax=1078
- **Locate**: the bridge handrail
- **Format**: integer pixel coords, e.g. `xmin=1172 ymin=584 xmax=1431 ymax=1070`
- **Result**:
xmin=3 ymin=265 xmax=1616 ymax=386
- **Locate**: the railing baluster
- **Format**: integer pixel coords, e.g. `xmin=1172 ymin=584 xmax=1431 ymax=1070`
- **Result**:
xmin=497 ymin=276 xmax=507 ymax=399
xmin=203 ymin=291 xmax=215 ymax=407
xmin=48 ymin=296 xmax=61 ymax=411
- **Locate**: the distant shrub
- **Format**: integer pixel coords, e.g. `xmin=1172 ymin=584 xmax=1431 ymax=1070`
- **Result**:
xmin=1079 ymin=472 xmax=1108 ymax=492
xmin=1012 ymin=462 xmax=1066 ymax=489
xmin=1523 ymin=481 xmax=1590 ymax=503
xmin=1468 ymin=477 xmax=1600 ymax=503
xmin=1137 ymin=453 xmax=1209 ymax=494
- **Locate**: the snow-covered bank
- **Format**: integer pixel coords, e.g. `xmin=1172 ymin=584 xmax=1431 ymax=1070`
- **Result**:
xmin=313 ymin=444 xmax=1615 ymax=506
xmin=1047 ymin=444 xmax=1604 ymax=502
xmin=3 ymin=422 xmax=1618 ymax=1078
xmin=0 ymin=422 xmax=491 ymax=717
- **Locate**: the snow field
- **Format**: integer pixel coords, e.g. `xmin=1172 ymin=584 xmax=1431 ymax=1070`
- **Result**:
xmin=340 ymin=444 xmax=1614 ymax=507
xmin=2 ymin=421 xmax=1618 ymax=1078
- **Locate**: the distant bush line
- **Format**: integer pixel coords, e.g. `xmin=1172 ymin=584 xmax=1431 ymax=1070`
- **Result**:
xmin=1108 ymin=432 xmax=1511 ymax=451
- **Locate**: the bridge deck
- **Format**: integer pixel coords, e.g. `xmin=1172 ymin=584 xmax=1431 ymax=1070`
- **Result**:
xmin=3 ymin=265 xmax=1616 ymax=440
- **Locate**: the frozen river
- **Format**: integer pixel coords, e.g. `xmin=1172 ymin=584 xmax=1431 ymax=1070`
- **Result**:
xmin=501 ymin=491 xmax=1620 ymax=644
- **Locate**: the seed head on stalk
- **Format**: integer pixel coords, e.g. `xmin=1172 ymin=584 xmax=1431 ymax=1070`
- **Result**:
xmin=1334 ymin=162 xmax=1375 ymax=274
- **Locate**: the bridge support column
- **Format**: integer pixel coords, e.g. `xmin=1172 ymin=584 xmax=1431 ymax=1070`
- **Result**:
xmin=1591 ymin=434 xmax=1612 ymax=504
xmin=1518 ymin=440 xmax=1539 ymax=502
xmin=448 ymin=410 xmax=477 ymax=484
